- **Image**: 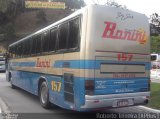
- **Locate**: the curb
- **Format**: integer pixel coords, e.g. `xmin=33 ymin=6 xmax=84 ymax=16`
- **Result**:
xmin=138 ymin=106 xmax=160 ymax=113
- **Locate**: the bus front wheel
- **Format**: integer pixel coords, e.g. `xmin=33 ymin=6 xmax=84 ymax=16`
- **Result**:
xmin=39 ymin=82 xmax=50 ymax=109
xmin=10 ymin=74 xmax=16 ymax=89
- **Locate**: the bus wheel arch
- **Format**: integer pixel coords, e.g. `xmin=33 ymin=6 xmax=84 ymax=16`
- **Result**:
xmin=8 ymin=72 xmax=12 ymax=82
xmin=9 ymin=72 xmax=16 ymax=89
xmin=38 ymin=78 xmax=51 ymax=109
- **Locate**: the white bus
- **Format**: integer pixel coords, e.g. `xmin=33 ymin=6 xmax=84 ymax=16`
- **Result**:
xmin=7 ymin=5 xmax=150 ymax=111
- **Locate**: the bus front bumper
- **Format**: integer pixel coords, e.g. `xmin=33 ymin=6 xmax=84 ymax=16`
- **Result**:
xmin=81 ymin=92 xmax=150 ymax=109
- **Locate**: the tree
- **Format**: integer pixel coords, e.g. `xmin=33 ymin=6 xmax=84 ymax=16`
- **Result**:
xmin=105 ymin=0 xmax=127 ymax=9
xmin=150 ymin=13 xmax=160 ymax=35
xmin=150 ymin=13 xmax=160 ymax=26
xmin=0 ymin=0 xmax=25 ymax=42
xmin=151 ymin=36 xmax=160 ymax=53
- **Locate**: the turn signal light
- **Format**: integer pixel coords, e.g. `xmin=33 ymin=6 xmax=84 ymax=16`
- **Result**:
xmin=85 ymin=80 xmax=94 ymax=90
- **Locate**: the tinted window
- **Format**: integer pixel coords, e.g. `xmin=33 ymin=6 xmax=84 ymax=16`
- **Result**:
xmin=17 ymin=43 xmax=22 ymax=57
xmin=49 ymin=28 xmax=57 ymax=52
xmin=41 ymin=31 xmax=50 ymax=53
xmin=58 ymin=23 xmax=68 ymax=50
xmin=36 ymin=35 xmax=42 ymax=54
xmin=151 ymin=55 xmax=157 ymax=61
xmin=12 ymin=46 xmax=16 ymax=58
xmin=23 ymin=39 xmax=31 ymax=56
xmin=68 ymin=17 xmax=80 ymax=49
xmin=31 ymin=36 xmax=37 ymax=54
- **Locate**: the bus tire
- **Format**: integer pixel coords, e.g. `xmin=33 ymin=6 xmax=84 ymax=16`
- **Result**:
xmin=39 ymin=81 xmax=50 ymax=109
xmin=11 ymin=83 xmax=16 ymax=89
xmin=10 ymin=74 xmax=16 ymax=89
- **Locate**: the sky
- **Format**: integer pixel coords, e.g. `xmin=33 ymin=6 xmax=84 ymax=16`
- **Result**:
xmin=84 ymin=0 xmax=160 ymax=17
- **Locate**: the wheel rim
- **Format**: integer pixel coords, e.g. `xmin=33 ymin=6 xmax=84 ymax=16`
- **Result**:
xmin=41 ymin=86 xmax=48 ymax=104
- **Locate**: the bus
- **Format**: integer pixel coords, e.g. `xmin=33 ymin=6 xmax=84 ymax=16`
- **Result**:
xmin=151 ymin=53 xmax=160 ymax=79
xmin=6 ymin=5 xmax=150 ymax=111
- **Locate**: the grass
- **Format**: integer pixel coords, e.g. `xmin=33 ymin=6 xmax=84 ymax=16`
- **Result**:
xmin=146 ymin=82 xmax=160 ymax=110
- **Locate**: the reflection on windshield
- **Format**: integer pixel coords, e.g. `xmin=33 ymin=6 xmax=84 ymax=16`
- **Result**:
xmin=151 ymin=55 xmax=157 ymax=61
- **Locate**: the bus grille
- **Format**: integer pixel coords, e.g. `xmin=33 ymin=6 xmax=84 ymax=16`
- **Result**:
xmin=64 ymin=73 xmax=74 ymax=103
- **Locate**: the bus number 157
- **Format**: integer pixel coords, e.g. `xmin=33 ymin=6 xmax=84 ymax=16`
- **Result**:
xmin=51 ymin=81 xmax=62 ymax=92
xmin=117 ymin=53 xmax=133 ymax=61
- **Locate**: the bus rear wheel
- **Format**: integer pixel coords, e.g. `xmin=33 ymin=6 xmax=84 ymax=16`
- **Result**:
xmin=39 ymin=82 xmax=50 ymax=109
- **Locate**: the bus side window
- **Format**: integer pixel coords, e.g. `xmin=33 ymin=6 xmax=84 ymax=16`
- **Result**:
xmin=29 ymin=38 xmax=32 ymax=55
xmin=36 ymin=35 xmax=42 ymax=54
xmin=49 ymin=28 xmax=57 ymax=52
xmin=58 ymin=23 xmax=69 ymax=51
xmin=26 ymin=39 xmax=31 ymax=56
xmin=31 ymin=36 xmax=38 ymax=55
xmin=23 ymin=39 xmax=29 ymax=57
xmin=22 ymin=41 xmax=25 ymax=56
xmin=68 ymin=17 xmax=80 ymax=49
xmin=17 ymin=43 xmax=22 ymax=57
xmin=41 ymin=31 xmax=50 ymax=53
xmin=9 ymin=47 xmax=13 ymax=58
xmin=27 ymin=38 xmax=32 ymax=56
xmin=12 ymin=45 xmax=16 ymax=58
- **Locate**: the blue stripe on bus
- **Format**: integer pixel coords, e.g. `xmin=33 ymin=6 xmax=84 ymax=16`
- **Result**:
xmin=10 ymin=60 xmax=151 ymax=70
xmin=53 ymin=60 xmax=151 ymax=70
xmin=11 ymin=62 xmax=36 ymax=67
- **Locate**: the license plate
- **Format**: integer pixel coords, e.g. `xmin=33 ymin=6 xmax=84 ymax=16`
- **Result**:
xmin=117 ymin=99 xmax=129 ymax=107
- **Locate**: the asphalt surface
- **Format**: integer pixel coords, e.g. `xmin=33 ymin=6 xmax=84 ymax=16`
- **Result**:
xmin=0 ymin=73 xmax=159 ymax=119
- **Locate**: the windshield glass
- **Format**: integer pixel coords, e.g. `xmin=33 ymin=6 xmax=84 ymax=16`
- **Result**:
xmin=151 ymin=55 xmax=157 ymax=61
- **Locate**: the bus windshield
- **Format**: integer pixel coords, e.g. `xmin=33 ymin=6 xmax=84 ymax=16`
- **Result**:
xmin=151 ymin=55 xmax=157 ymax=61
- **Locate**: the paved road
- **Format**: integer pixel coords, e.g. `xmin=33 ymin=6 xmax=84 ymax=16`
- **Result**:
xmin=0 ymin=73 xmax=159 ymax=119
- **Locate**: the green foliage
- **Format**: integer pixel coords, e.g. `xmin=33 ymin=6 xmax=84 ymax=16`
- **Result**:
xmin=150 ymin=13 xmax=160 ymax=35
xmin=106 ymin=0 xmax=127 ymax=9
xmin=0 ymin=0 xmax=25 ymax=43
xmin=150 ymin=13 xmax=160 ymax=27
xmin=0 ymin=0 xmax=84 ymax=44
xmin=151 ymin=36 xmax=160 ymax=53
xmin=147 ymin=83 xmax=160 ymax=110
